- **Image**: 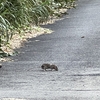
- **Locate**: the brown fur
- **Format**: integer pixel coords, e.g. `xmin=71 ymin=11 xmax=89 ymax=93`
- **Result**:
xmin=41 ymin=63 xmax=58 ymax=71
xmin=50 ymin=65 xmax=58 ymax=71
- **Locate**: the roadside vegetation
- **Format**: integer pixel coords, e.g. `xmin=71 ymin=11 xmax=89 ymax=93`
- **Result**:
xmin=0 ymin=0 xmax=76 ymax=59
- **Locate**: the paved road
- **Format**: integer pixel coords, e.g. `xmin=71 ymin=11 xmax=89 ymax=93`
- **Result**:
xmin=1 ymin=0 xmax=100 ymax=99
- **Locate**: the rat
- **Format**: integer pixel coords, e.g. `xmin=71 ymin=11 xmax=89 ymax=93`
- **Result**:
xmin=41 ymin=63 xmax=58 ymax=71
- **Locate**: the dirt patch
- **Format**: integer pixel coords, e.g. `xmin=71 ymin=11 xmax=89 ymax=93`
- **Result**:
xmin=0 ymin=26 xmax=53 ymax=62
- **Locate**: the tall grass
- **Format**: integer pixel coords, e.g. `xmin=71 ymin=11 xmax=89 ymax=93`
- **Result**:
xmin=0 ymin=0 xmax=76 ymax=57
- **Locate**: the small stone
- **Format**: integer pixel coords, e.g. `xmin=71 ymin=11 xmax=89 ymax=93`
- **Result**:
xmin=81 ymin=36 xmax=85 ymax=38
xmin=0 ymin=65 xmax=2 ymax=68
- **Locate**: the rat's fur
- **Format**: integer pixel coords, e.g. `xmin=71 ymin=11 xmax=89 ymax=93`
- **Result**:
xmin=41 ymin=63 xmax=58 ymax=71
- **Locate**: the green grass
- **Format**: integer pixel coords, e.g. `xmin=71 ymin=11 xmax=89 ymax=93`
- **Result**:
xmin=0 ymin=0 xmax=76 ymax=57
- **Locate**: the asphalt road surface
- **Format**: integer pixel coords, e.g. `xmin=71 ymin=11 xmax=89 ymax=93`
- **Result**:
xmin=1 ymin=0 xmax=100 ymax=100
